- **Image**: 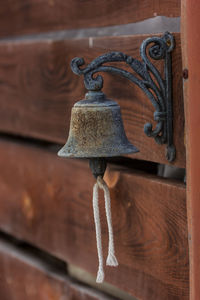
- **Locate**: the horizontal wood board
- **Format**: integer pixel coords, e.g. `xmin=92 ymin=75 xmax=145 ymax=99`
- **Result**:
xmin=0 ymin=139 xmax=188 ymax=300
xmin=0 ymin=238 xmax=114 ymax=300
xmin=0 ymin=0 xmax=180 ymax=38
xmin=0 ymin=33 xmax=185 ymax=167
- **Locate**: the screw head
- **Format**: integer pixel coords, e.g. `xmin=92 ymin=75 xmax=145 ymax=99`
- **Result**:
xmin=183 ymin=69 xmax=188 ymax=79
xmin=166 ymin=39 xmax=171 ymax=47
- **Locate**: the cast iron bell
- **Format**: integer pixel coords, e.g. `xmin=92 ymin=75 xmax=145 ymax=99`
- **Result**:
xmin=58 ymin=90 xmax=138 ymax=177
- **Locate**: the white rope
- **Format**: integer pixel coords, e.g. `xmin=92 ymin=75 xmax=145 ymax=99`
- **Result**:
xmin=92 ymin=182 xmax=104 ymax=283
xmin=97 ymin=177 xmax=118 ymax=267
xmin=92 ymin=176 xmax=118 ymax=283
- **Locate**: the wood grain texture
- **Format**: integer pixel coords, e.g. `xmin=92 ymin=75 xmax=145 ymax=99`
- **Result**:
xmin=0 ymin=239 xmax=114 ymax=300
xmin=181 ymin=1 xmax=200 ymax=299
xmin=0 ymin=0 xmax=180 ymax=38
xmin=0 ymin=139 xmax=188 ymax=300
xmin=0 ymin=33 xmax=185 ymax=167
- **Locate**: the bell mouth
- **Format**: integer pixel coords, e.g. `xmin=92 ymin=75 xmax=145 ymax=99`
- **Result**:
xmin=57 ymin=142 xmax=139 ymax=158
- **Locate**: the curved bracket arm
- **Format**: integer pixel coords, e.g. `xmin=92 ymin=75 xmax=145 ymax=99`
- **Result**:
xmin=71 ymin=32 xmax=175 ymax=162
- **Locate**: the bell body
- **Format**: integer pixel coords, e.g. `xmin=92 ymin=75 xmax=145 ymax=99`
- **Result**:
xmin=58 ymin=91 xmax=138 ymax=158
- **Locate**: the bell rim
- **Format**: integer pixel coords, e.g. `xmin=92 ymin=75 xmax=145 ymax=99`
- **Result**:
xmin=57 ymin=144 xmax=139 ymax=158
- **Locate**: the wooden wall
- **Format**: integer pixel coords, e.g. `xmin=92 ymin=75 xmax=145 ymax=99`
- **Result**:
xmin=0 ymin=1 xmax=188 ymax=300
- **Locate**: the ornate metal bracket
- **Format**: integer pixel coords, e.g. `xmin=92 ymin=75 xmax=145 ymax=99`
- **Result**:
xmin=71 ymin=32 xmax=175 ymax=162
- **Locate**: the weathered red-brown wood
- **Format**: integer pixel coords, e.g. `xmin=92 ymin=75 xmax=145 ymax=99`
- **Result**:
xmin=181 ymin=1 xmax=200 ymax=300
xmin=0 ymin=33 xmax=185 ymax=167
xmin=0 ymin=0 xmax=180 ymax=38
xmin=0 ymin=238 xmax=114 ymax=300
xmin=0 ymin=139 xmax=188 ymax=300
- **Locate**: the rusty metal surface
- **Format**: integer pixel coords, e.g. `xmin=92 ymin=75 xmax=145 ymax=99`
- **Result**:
xmin=58 ymin=92 xmax=138 ymax=158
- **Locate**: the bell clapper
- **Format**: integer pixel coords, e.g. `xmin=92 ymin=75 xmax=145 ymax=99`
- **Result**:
xmin=89 ymin=157 xmax=107 ymax=179
xmin=90 ymin=158 xmax=118 ymax=283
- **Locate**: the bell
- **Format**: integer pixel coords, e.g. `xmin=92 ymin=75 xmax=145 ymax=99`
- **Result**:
xmin=58 ymin=90 xmax=139 ymax=282
xmin=58 ymin=91 xmax=138 ymax=164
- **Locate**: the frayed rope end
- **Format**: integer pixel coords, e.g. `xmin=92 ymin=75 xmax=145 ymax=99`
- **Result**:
xmin=106 ymin=253 xmax=118 ymax=267
xmin=96 ymin=269 xmax=104 ymax=283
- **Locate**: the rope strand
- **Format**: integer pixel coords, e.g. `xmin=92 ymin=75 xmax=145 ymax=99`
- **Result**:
xmin=92 ymin=182 xmax=104 ymax=283
xmin=92 ymin=176 xmax=118 ymax=283
xmin=97 ymin=177 xmax=118 ymax=267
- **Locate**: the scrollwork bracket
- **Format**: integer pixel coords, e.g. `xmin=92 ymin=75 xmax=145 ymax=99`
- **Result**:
xmin=71 ymin=32 xmax=175 ymax=162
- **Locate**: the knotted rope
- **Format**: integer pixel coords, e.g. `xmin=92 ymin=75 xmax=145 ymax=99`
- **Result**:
xmin=92 ymin=176 xmax=118 ymax=283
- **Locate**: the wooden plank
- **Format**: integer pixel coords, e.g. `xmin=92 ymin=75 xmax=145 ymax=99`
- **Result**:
xmin=181 ymin=1 xmax=200 ymax=300
xmin=0 ymin=239 xmax=114 ymax=300
xmin=0 ymin=33 xmax=185 ymax=167
xmin=0 ymin=0 xmax=180 ymax=38
xmin=0 ymin=139 xmax=188 ymax=300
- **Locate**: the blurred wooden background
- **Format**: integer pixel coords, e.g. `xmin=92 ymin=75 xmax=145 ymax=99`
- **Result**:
xmin=0 ymin=1 xmax=188 ymax=299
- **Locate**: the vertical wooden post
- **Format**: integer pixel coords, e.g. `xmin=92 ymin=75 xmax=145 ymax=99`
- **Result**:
xmin=181 ymin=1 xmax=200 ymax=299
